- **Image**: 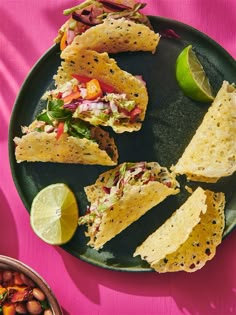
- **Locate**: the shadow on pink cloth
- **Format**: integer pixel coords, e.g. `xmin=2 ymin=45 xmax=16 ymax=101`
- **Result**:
xmin=41 ymin=0 xmax=76 ymax=33
xmin=42 ymin=0 xmax=236 ymax=60
xmin=0 ymin=188 xmax=19 ymax=257
xmin=0 ymin=7 xmax=40 ymax=141
xmin=57 ymin=231 xmax=236 ymax=314
xmin=3 ymin=1 xmax=235 ymax=313
xmin=143 ymin=0 xmax=236 ymax=59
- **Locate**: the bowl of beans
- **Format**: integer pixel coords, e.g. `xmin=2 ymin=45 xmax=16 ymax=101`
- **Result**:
xmin=0 ymin=255 xmax=63 ymax=315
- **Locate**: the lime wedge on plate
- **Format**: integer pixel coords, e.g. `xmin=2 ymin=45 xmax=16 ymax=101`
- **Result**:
xmin=176 ymin=45 xmax=214 ymax=102
xmin=30 ymin=183 xmax=79 ymax=245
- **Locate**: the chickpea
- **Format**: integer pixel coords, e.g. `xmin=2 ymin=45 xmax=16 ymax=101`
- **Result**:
xmin=3 ymin=270 xmax=13 ymax=282
xmin=15 ymin=303 xmax=27 ymax=314
xmin=26 ymin=300 xmax=42 ymax=315
xmin=32 ymin=287 xmax=46 ymax=301
xmin=44 ymin=309 xmax=53 ymax=315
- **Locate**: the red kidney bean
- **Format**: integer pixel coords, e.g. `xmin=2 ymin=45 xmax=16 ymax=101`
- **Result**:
xmin=15 ymin=303 xmax=28 ymax=314
xmin=26 ymin=300 xmax=42 ymax=315
xmin=14 ymin=272 xmax=24 ymax=285
xmin=20 ymin=273 xmax=36 ymax=287
xmin=0 ymin=269 xmax=54 ymax=315
xmin=3 ymin=270 xmax=13 ymax=282
xmin=32 ymin=287 xmax=46 ymax=301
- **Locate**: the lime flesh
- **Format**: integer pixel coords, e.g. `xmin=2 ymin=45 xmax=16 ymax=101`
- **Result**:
xmin=30 ymin=183 xmax=79 ymax=245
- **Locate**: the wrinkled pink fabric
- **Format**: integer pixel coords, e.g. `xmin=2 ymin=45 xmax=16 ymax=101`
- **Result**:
xmin=1 ymin=1 xmax=236 ymax=315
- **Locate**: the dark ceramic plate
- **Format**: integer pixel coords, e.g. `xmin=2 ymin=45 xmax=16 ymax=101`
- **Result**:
xmin=9 ymin=16 xmax=236 ymax=272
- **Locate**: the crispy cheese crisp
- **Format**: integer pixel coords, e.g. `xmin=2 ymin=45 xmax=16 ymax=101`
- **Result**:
xmin=134 ymin=187 xmax=207 ymax=262
xmin=83 ymin=162 xmax=180 ymax=250
xmin=14 ymin=126 xmax=118 ymax=165
xmin=55 ymin=48 xmax=148 ymax=133
xmin=61 ymin=18 xmax=160 ymax=56
xmin=172 ymin=81 xmax=236 ymax=183
xmin=134 ymin=188 xmax=225 ymax=273
xmin=152 ymin=191 xmax=225 ymax=272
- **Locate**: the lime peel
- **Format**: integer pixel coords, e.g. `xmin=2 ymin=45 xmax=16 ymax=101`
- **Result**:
xmin=176 ymin=45 xmax=214 ymax=102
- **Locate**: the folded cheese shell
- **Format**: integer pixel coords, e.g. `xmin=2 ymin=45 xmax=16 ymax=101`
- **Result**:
xmin=172 ymin=81 xmax=236 ymax=183
xmin=14 ymin=126 xmax=118 ymax=165
xmin=61 ymin=18 xmax=160 ymax=56
xmin=84 ymin=162 xmax=180 ymax=250
xmin=55 ymin=48 xmax=148 ymax=133
xmin=134 ymin=187 xmax=225 ymax=273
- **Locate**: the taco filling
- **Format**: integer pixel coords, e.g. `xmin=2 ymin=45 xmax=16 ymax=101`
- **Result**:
xmin=24 ymin=98 xmax=96 ymax=142
xmin=15 ymin=94 xmax=118 ymax=164
xmin=55 ymin=0 xmax=152 ymax=50
xmin=78 ymin=162 xmax=178 ymax=239
xmin=45 ymin=76 xmax=143 ymax=127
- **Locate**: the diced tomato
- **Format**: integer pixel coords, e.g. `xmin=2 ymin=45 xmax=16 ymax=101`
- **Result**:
xmin=130 ymin=107 xmax=142 ymax=122
xmin=149 ymin=175 xmax=156 ymax=182
xmin=56 ymin=122 xmax=65 ymax=140
xmin=72 ymin=74 xmax=91 ymax=83
xmin=118 ymin=107 xmax=130 ymax=116
xmin=57 ymin=92 xmax=63 ymax=99
xmin=118 ymin=106 xmax=140 ymax=121
xmin=99 ymin=81 xmax=115 ymax=93
xmin=72 ymin=74 xmax=115 ymax=93
xmin=85 ymin=79 xmax=103 ymax=100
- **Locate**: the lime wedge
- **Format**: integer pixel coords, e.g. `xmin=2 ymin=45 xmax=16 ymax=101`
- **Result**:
xmin=176 ymin=45 xmax=214 ymax=102
xmin=30 ymin=183 xmax=79 ymax=245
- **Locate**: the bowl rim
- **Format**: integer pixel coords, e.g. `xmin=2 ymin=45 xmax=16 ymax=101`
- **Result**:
xmin=0 ymin=255 xmax=63 ymax=315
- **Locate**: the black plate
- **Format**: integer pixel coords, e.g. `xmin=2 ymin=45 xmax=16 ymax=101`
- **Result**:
xmin=9 ymin=16 xmax=236 ymax=272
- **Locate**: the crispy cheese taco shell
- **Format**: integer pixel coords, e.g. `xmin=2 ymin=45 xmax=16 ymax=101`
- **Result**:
xmin=14 ymin=125 xmax=118 ymax=165
xmin=134 ymin=187 xmax=225 ymax=273
xmin=172 ymin=81 xmax=236 ymax=183
xmin=55 ymin=48 xmax=148 ymax=133
xmin=84 ymin=163 xmax=179 ymax=250
xmin=61 ymin=18 xmax=160 ymax=56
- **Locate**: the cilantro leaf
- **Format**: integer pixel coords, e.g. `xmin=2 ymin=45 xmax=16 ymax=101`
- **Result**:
xmin=36 ymin=111 xmax=53 ymax=124
xmin=47 ymin=99 xmax=72 ymax=121
xmin=36 ymin=99 xmax=96 ymax=142
xmin=68 ymin=119 xmax=92 ymax=140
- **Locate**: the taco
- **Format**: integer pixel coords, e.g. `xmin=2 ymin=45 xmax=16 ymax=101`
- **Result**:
xmin=52 ymin=48 xmax=148 ymax=133
xmin=172 ymin=81 xmax=236 ymax=183
xmin=55 ymin=0 xmax=160 ymax=54
xmin=14 ymin=101 xmax=118 ymax=165
xmin=134 ymin=187 xmax=225 ymax=272
xmin=78 ymin=161 xmax=180 ymax=250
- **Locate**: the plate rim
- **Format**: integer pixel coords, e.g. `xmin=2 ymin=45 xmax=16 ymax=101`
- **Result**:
xmin=8 ymin=15 xmax=236 ymax=272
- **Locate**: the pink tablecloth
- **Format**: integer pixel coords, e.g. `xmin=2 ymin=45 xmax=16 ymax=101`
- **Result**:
xmin=1 ymin=1 xmax=236 ymax=314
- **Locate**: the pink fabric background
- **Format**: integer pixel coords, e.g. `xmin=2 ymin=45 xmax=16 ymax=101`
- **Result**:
xmin=1 ymin=1 xmax=236 ymax=314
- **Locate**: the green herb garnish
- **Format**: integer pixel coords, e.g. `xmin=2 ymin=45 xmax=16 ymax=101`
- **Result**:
xmin=36 ymin=99 xmax=94 ymax=141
